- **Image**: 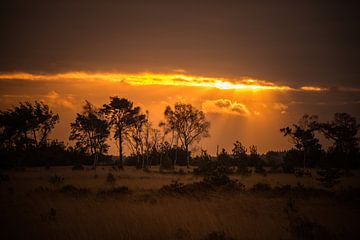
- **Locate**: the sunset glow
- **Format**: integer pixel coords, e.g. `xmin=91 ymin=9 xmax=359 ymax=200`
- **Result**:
xmin=0 ymin=72 xmax=323 ymax=92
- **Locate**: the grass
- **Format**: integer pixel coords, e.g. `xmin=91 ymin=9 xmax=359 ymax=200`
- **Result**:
xmin=0 ymin=166 xmax=359 ymax=239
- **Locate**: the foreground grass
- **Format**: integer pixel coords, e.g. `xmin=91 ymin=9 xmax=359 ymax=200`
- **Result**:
xmin=1 ymin=166 xmax=359 ymax=240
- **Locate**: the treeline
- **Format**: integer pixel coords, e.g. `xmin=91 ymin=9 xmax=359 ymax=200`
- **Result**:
xmin=0 ymin=97 xmax=359 ymax=170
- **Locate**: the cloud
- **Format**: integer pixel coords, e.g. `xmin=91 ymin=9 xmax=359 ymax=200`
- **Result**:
xmin=273 ymin=103 xmax=288 ymax=114
xmin=300 ymin=86 xmax=328 ymax=91
xmin=202 ymin=99 xmax=250 ymax=116
xmin=44 ymin=91 xmax=75 ymax=109
xmin=0 ymin=72 xmax=293 ymax=91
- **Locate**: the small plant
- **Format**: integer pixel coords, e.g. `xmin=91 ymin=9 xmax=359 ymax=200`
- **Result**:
xmin=97 ymin=186 xmax=129 ymax=196
xmin=106 ymin=172 xmax=116 ymax=184
xmin=316 ymin=168 xmax=341 ymax=188
xmin=236 ymin=165 xmax=252 ymax=176
xmin=60 ymin=184 xmax=90 ymax=197
xmin=250 ymin=182 xmax=272 ymax=192
xmin=203 ymin=165 xmax=231 ymax=186
xmin=175 ymin=228 xmax=191 ymax=240
xmin=203 ymin=231 xmax=236 ymax=240
xmin=48 ymin=174 xmax=64 ymax=187
xmin=160 ymin=180 xmax=186 ymax=194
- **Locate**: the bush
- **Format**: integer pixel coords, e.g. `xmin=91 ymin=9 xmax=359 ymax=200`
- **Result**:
xmin=60 ymin=184 xmax=90 ymax=197
xmin=48 ymin=174 xmax=64 ymax=186
xmin=316 ymin=168 xmax=341 ymax=188
xmin=97 ymin=186 xmax=129 ymax=196
xmin=250 ymin=182 xmax=272 ymax=192
xmin=203 ymin=231 xmax=236 ymax=240
xmin=106 ymin=172 xmax=116 ymax=184
xmin=160 ymin=180 xmax=187 ymax=194
xmin=236 ymin=165 xmax=252 ymax=176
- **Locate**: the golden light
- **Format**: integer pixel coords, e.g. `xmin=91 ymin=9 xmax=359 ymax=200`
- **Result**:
xmin=0 ymin=72 xmax=293 ymax=91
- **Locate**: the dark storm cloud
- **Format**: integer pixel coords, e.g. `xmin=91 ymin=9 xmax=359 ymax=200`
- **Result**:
xmin=1 ymin=0 xmax=359 ymax=87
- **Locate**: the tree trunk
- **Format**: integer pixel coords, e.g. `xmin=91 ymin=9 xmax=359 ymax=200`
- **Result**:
xmin=186 ymin=144 xmax=190 ymax=169
xmin=118 ymin=129 xmax=123 ymax=169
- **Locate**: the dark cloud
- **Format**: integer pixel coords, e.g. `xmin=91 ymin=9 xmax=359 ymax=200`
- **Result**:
xmin=0 ymin=1 xmax=359 ymax=87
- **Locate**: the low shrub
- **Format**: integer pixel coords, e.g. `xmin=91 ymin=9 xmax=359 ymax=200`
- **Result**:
xmin=48 ymin=174 xmax=64 ymax=186
xmin=316 ymin=168 xmax=341 ymax=188
xmin=203 ymin=231 xmax=236 ymax=240
xmin=97 ymin=186 xmax=130 ymax=196
xmin=250 ymin=182 xmax=272 ymax=192
xmin=106 ymin=172 xmax=116 ymax=184
xmin=59 ymin=184 xmax=90 ymax=197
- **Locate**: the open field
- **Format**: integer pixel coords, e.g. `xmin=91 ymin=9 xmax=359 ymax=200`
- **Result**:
xmin=1 ymin=166 xmax=360 ymax=240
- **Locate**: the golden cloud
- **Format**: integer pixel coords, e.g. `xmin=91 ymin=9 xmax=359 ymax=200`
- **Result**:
xmin=0 ymin=71 xmax=333 ymax=92
xmin=43 ymin=91 xmax=75 ymax=109
xmin=202 ymin=99 xmax=250 ymax=116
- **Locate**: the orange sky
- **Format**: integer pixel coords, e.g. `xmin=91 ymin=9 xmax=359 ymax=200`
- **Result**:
xmin=1 ymin=71 xmax=358 ymax=155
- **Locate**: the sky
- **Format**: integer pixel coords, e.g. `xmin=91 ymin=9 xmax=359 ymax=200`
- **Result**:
xmin=0 ymin=1 xmax=359 ymax=155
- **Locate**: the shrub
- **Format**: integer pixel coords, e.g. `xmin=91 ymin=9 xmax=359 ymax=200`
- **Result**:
xmin=236 ymin=165 xmax=252 ymax=176
xmin=203 ymin=165 xmax=232 ymax=186
xmin=175 ymin=228 xmax=191 ymax=240
xmin=160 ymin=180 xmax=187 ymax=194
xmin=203 ymin=231 xmax=236 ymax=240
xmin=316 ymin=168 xmax=341 ymax=188
xmin=97 ymin=186 xmax=129 ymax=196
xmin=48 ymin=174 xmax=64 ymax=186
xmin=250 ymin=182 xmax=272 ymax=192
xmin=106 ymin=172 xmax=116 ymax=184
xmin=60 ymin=184 xmax=90 ymax=196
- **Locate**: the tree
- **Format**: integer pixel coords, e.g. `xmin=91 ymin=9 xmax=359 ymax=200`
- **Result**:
xmin=232 ymin=140 xmax=247 ymax=165
xmin=163 ymin=103 xmax=210 ymax=168
xmin=317 ymin=113 xmax=359 ymax=168
xmin=280 ymin=114 xmax=321 ymax=169
xmin=318 ymin=112 xmax=359 ymax=154
xmin=125 ymin=111 xmax=149 ymax=168
xmin=101 ymin=97 xmax=145 ymax=168
xmin=69 ymin=101 xmax=110 ymax=168
xmin=0 ymin=101 xmax=59 ymax=150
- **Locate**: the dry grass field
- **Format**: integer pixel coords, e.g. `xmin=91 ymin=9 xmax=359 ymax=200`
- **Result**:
xmin=1 ymin=166 xmax=360 ymax=240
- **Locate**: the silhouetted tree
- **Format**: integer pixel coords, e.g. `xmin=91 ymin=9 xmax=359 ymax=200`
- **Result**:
xmin=69 ymin=101 xmax=110 ymax=168
xmin=280 ymin=114 xmax=321 ymax=169
xmin=317 ymin=113 xmax=359 ymax=168
xmin=163 ymin=103 xmax=210 ymax=168
xmin=318 ymin=113 xmax=359 ymax=154
xmin=101 ymin=97 xmax=144 ymax=168
xmin=232 ymin=140 xmax=247 ymax=165
xmin=0 ymin=101 xmax=59 ymax=151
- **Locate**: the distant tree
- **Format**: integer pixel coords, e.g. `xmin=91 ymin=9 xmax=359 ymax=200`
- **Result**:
xmin=280 ymin=114 xmax=321 ymax=169
xmin=318 ymin=113 xmax=359 ymax=154
xmin=232 ymin=140 xmax=247 ymax=165
xmin=163 ymin=103 xmax=210 ymax=168
xmin=0 ymin=101 xmax=59 ymax=150
xmin=317 ymin=113 xmax=359 ymax=168
xmin=69 ymin=101 xmax=110 ymax=168
xmin=101 ymin=97 xmax=145 ymax=168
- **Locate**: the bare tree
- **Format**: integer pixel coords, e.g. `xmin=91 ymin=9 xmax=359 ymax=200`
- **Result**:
xmin=163 ymin=103 xmax=210 ymax=168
